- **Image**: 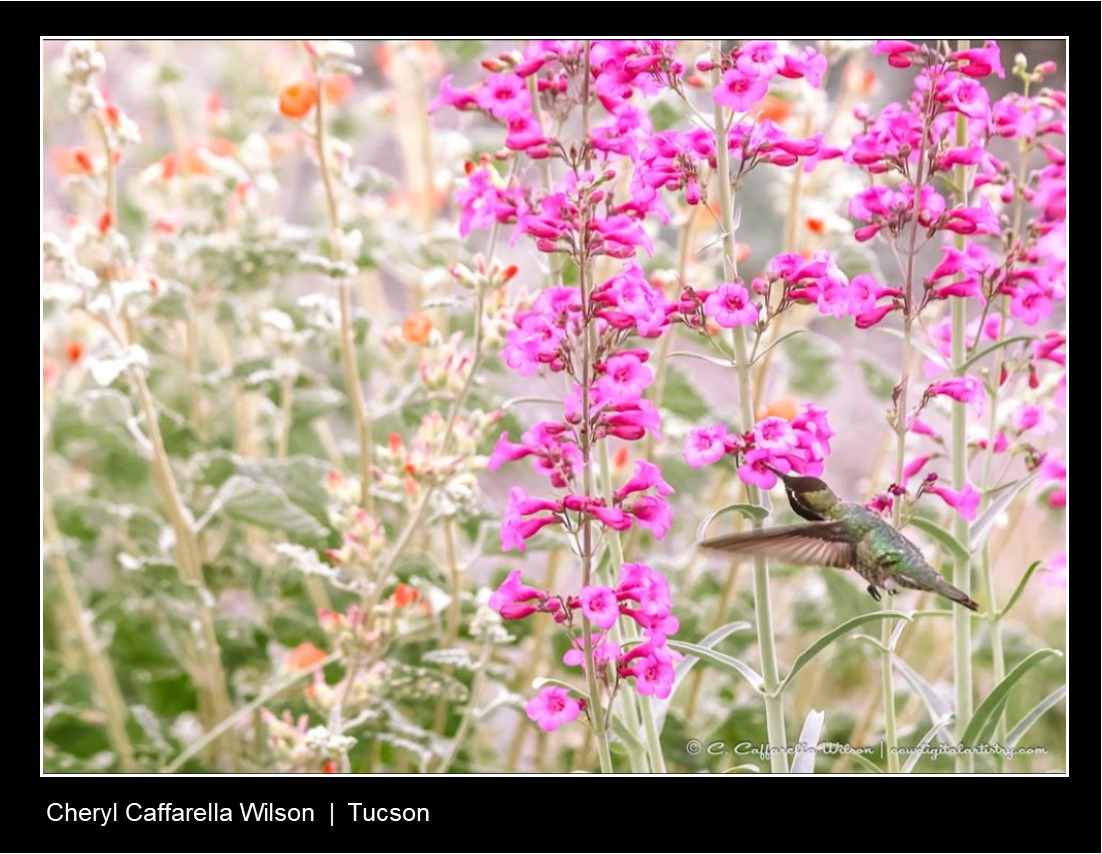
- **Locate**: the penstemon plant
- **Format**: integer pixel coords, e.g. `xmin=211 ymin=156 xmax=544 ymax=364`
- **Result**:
xmin=43 ymin=39 xmax=1064 ymax=775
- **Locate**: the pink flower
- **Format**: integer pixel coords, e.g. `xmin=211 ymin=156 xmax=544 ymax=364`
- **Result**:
xmin=562 ymin=633 xmax=621 ymax=669
xmin=872 ymin=40 xmax=921 ymax=68
xmin=501 ymin=487 xmax=561 ymax=552
xmin=684 ymin=425 xmax=729 ymax=468
xmin=754 ymin=416 xmax=797 ymax=452
xmin=579 ymin=585 xmax=620 ymax=629
xmin=595 ymin=352 xmax=654 ymax=403
xmin=714 ymin=67 xmax=768 ymax=111
xmin=951 ymin=40 xmax=1005 ymax=79
xmin=626 ymin=648 xmax=677 ymax=699
xmin=525 ymin=686 xmax=583 ymax=732
xmin=1041 ymin=554 xmax=1067 ymax=590
xmin=926 ymin=377 xmax=985 ymax=415
xmin=616 ymin=459 xmax=675 ymax=499
xmin=489 ymin=569 xmax=546 ymax=613
xmin=476 ymin=72 xmax=531 ymax=120
xmin=928 ymin=482 xmax=981 ymax=522
xmin=488 ymin=431 xmax=533 ymax=470
xmin=735 ymin=41 xmax=784 ymax=78
xmin=429 ymin=75 xmax=477 ymax=112
xmin=1012 ymin=404 xmax=1056 ymax=435
xmin=1009 ymin=283 xmax=1054 ymax=326
xmin=625 ymin=494 xmax=673 ymax=539
xmin=739 ymin=447 xmax=787 ymax=489
xmin=704 ymin=281 xmax=759 ymax=327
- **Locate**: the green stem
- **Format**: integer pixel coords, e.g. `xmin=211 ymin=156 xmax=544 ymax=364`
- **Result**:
xmin=435 ymin=639 xmax=493 ymax=773
xmin=315 ymin=73 xmax=374 ymax=517
xmin=950 ymin=46 xmax=974 ymax=773
xmin=711 ymin=41 xmax=787 ymax=774
xmin=599 ymin=440 xmax=652 ymax=774
xmin=44 ymin=493 xmax=136 ymax=772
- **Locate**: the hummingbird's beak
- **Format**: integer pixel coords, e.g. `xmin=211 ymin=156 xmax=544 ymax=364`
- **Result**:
xmin=764 ymin=463 xmax=792 ymax=483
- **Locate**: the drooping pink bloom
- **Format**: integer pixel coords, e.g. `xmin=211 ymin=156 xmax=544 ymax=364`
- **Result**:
xmin=562 ymin=633 xmax=621 ymax=669
xmin=1009 ymin=282 xmax=1054 ymax=326
xmin=525 ymin=686 xmax=583 ymax=732
xmin=1041 ymin=554 xmax=1067 ymax=590
xmin=489 ymin=569 xmax=547 ymax=613
xmin=625 ymin=494 xmax=673 ymax=539
xmin=928 ymin=482 xmax=981 ymax=522
xmin=616 ymin=459 xmax=675 ymax=499
xmin=951 ymin=40 xmax=1005 ymax=79
xmin=926 ymin=377 xmax=985 ymax=415
xmin=1012 ymin=404 xmax=1056 ymax=435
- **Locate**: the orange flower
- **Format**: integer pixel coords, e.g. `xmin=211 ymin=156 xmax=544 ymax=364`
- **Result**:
xmin=286 ymin=641 xmax=328 ymax=671
xmin=392 ymin=583 xmax=421 ymax=609
xmin=613 ymin=445 xmax=630 ymax=471
xmin=401 ymin=312 xmax=434 ymax=344
xmin=279 ymin=81 xmax=317 ymax=119
xmin=734 ymin=242 xmax=753 ymax=264
xmin=756 ymin=397 xmax=800 ymax=422
xmin=805 ymin=217 xmax=825 ymax=234
xmin=324 ymin=73 xmax=354 ymax=105
xmin=65 ymin=341 xmax=85 ymax=364
xmin=321 ymin=760 xmax=338 ymax=774
xmin=49 ymin=146 xmax=94 ymax=177
xmin=755 ymin=94 xmax=792 ymax=124
xmin=375 ymin=40 xmax=444 ymax=80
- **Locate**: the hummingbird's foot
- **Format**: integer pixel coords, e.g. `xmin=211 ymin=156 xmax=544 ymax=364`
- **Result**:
xmin=867 ymin=584 xmax=882 ymax=602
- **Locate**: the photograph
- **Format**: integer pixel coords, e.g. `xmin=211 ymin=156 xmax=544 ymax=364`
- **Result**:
xmin=42 ymin=38 xmax=1067 ymax=777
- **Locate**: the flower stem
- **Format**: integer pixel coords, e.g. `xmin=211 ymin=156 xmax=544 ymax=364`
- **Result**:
xmin=435 ymin=639 xmax=494 ymax=773
xmin=950 ymin=60 xmax=974 ymax=773
xmin=315 ymin=75 xmax=375 ymax=516
xmin=44 ymin=492 xmax=136 ymax=772
xmin=711 ymin=41 xmax=788 ymax=773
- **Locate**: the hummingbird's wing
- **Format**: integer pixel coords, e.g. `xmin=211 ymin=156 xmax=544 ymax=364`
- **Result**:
xmin=699 ymin=521 xmax=856 ymax=568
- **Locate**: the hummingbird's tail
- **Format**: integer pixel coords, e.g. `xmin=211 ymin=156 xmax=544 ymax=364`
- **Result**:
xmin=936 ymin=578 xmax=979 ymax=611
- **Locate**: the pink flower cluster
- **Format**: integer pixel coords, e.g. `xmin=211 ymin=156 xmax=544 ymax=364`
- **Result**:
xmin=684 ymin=404 xmax=835 ymax=490
xmin=491 ymin=560 xmax=682 ymax=729
xmin=759 ymin=250 xmax=902 ymax=328
xmin=496 ymin=459 xmax=674 ymax=551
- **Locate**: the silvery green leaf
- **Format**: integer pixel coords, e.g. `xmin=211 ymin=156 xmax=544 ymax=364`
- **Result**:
xmin=792 ymin=708 xmax=825 ymax=773
xmin=88 ymin=345 xmax=149 ymax=386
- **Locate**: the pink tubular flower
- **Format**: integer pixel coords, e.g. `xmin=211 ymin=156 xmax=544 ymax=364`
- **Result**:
xmin=739 ymin=447 xmax=788 ymax=490
xmin=684 ymin=425 xmax=729 ymax=468
xmin=624 ymin=494 xmax=673 ymax=539
xmin=872 ymin=40 xmax=921 ymax=68
xmin=525 ymin=686 xmax=583 ymax=732
xmin=714 ymin=67 xmax=769 ymax=111
xmin=595 ymin=352 xmax=654 ymax=403
xmin=951 ymin=40 xmax=1005 ymax=79
xmin=926 ymin=377 xmax=984 ymax=415
xmin=476 ymin=72 xmax=530 ymax=120
xmin=579 ymin=585 xmax=620 ymax=629
xmin=1012 ymin=404 xmax=1056 ymax=435
xmin=500 ymin=487 xmax=561 ymax=552
xmin=1041 ymin=554 xmax=1066 ymax=590
xmin=928 ymin=482 xmax=981 ymax=522
xmin=489 ymin=569 xmax=547 ymax=613
xmin=562 ymin=633 xmax=621 ymax=669
xmin=616 ymin=459 xmax=675 ymax=500
xmin=704 ymin=281 xmax=759 ymax=327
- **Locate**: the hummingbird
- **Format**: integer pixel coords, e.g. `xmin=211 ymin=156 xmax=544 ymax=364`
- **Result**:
xmin=699 ymin=469 xmax=979 ymax=610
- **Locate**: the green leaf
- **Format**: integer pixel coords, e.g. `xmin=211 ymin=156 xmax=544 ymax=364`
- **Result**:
xmin=772 ymin=610 xmax=913 ymax=697
xmin=999 ymin=560 xmax=1043 ymax=620
xmin=666 ymin=640 xmax=763 ymax=690
xmin=970 ymin=470 xmax=1040 ymax=551
xmin=958 ymin=335 xmax=1034 ymax=374
xmin=193 ymin=452 xmax=332 ymax=523
xmin=291 ymin=387 xmax=346 ymax=424
xmin=785 ymin=333 xmax=838 ymax=397
xmin=80 ymin=389 xmax=135 ymax=426
xmin=1005 ymin=684 xmax=1066 ymax=748
xmin=892 ymin=657 xmax=954 ymax=747
xmin=44 ymin=709 xmax=112 ymax=759
xmin=907 ymin=516 xmax=970 ymax=563
xmin=203 ymin=475 xmax=327 ymax=539
xmin=900 ymin=717 xmax=953 ymax=773
xmin=662 ymin=366 xmax=709 ymax=421
xmin=655 ymin=621 xmax=753 ymax=732
xmin=961 ymin=648 xmax=1063 ymax=746
xmin=791 ymin=708 xmax=825 ymax=773
xmin=859 ymin=357 xmax=896 ymax=401
xmin=696 ymin=503 xmax=770 ymax=543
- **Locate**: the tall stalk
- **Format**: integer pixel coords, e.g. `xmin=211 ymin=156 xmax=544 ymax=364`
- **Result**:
xmin=315 ymin=74 xmax=375 ymax=516
xmin=949 ymin=46 xmax=974 ymax=772
xmin=711 ymin=41 xmax=788 ymax=773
